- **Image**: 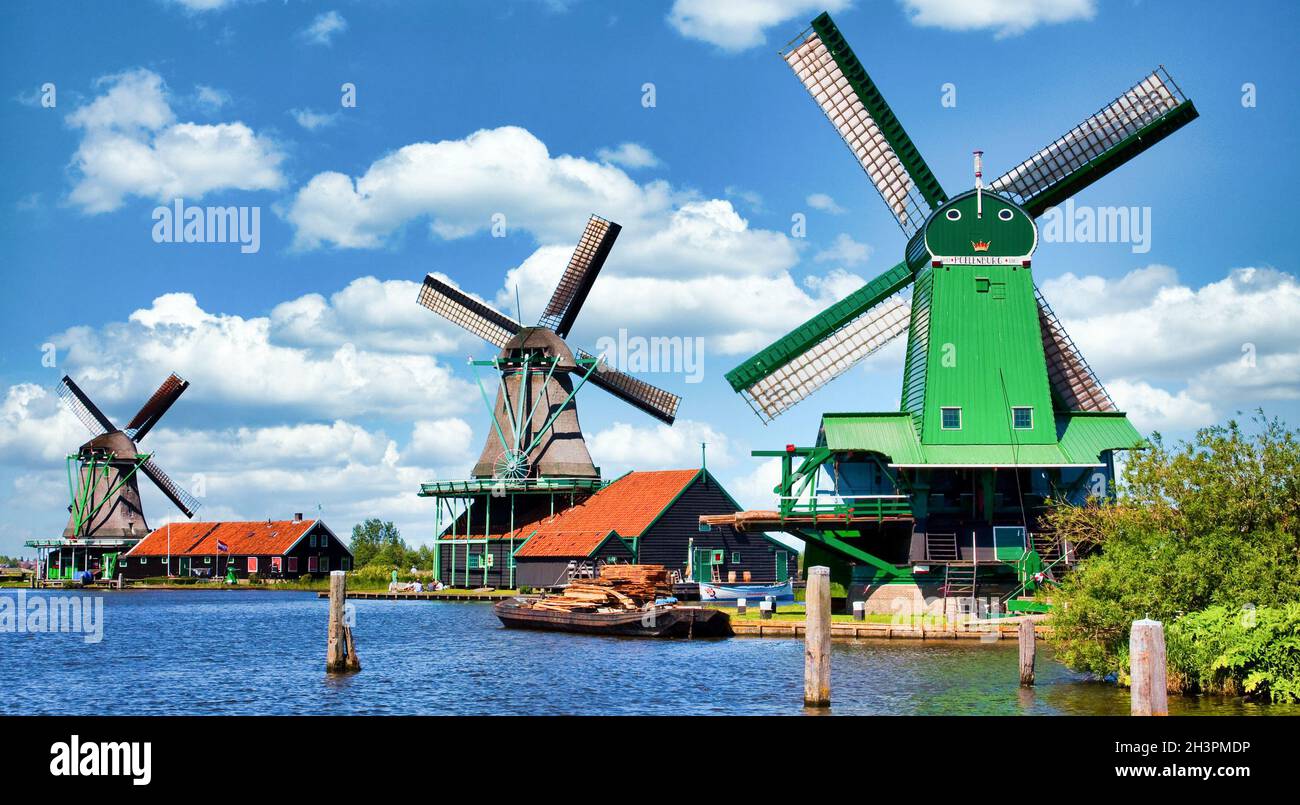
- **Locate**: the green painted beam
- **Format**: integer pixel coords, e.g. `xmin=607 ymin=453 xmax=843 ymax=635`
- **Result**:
xmin=725 ymin=260 xmax=914 ymax=392
xmin=810 ymin=12 xmax=947 ymax=210
xmin=1023 ymin=100 xmax=1199 ymax=218
xmin=793 ymin=528 xmax=910 ymax=579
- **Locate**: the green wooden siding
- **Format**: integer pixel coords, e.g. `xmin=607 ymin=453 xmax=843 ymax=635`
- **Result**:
xmin=919 ymin=262 xmax=1057 ymax=446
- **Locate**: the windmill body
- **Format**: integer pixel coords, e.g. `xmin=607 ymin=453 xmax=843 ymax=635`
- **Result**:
xmin=711 ymin=11 xmax=1198 ymax=614
xmin=472 ymin=327 xmax=598 ymax=480
xmin=416 ymin=215 xmax=682 ymax=589
xmin=63 ymin=430 xmax=149 ymax=539
xmin=27 ymin=374 xmax=200 ymax=583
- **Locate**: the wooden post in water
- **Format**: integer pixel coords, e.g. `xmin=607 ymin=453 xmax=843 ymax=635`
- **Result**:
xmin=326 ymin=570 xmax=361 ymax=673
xmin=1130 ymin=619 xmax=1166 ymax=715
xmin=1018 ymin=618 xmax=1036 ymax=686
xmin=804 ymin=566 xmax=831 ymax=708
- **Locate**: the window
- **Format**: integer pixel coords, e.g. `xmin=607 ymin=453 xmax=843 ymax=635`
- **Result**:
xmin=945 ymin=208 xmax=961 ymax=221
xmin=247 ymin=557 xmax=258 ymax=573
xmin=998 ymin=208 xmax=1014 ymax=221
xmin=308 ymin=556 xmax=319 ymax=573
xmin=341 ymin=557 xmax=351 ymax=571
xmin=321 ymin=557 xmax=330 ymax=573
xmin=1012 ymin=406 xmax=1033 ymax=429
xmin=317 ymin=534 xmax=328 ymax=549
xmin=731 ymin=552 xmax=741 ymax=564
xmin=941 ymin=407 xmax=962 ymax=430
xmin=271 ymin=556 xmax=282 ymax=572
xmin=140 ymin=557 xmax=147 ymax=565
xmin=204 ymin=556 xmax=211 ymax=564
xmin=288 ymin=557 xmax=299 ymax=573
xmin=308 ymin=534 xmax=317 ymax=548
xmin=698 ymin=520 xmax=711 ymax=532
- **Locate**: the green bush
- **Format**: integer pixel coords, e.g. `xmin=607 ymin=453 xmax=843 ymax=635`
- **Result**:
xmin=1048 ymin=414 xmax=1300 ymax=681
xmin=1168 ymin=604 xmax=1300 ymax=702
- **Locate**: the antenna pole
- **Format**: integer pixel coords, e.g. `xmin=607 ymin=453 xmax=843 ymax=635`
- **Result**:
xmin=973 ymin=150 xmax=984 ymax=218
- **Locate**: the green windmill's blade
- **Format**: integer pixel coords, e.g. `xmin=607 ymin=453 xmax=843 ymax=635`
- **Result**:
xmin=726 ymin=261 xmax=914 ymax=423
xmin=990 ymin=67 xmax=1198 ymax=218
xmin=782 ymin=12 xmax=947 ymax=236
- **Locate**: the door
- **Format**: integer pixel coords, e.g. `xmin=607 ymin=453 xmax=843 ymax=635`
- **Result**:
xmin=179 ymin=557 xmax=191 ymax=577
xmin=993 ymin=526 xmax=1027 ymax=562
xmin=692 ymin=548 xmax=713 ymax=583
xmin=775 ymin=550 xmax=789 ymax=584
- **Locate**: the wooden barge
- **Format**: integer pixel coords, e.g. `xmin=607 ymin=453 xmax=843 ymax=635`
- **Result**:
xmin=494 ymin=598 xmax=732 ymax=638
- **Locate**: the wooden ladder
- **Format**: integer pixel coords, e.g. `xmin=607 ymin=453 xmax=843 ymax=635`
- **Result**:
xmin=926 ymin=532 xmax=959 ymax=562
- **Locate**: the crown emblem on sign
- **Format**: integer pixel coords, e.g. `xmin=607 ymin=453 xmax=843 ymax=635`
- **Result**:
xmin=971 ymin=240 xmax=991 ymax=252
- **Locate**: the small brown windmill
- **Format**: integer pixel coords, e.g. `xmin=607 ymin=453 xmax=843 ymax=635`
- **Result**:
xmin=417 ymin=215 xmax=680 ymax=481
xmin=57 ymin=373 xmax=200 ymax=538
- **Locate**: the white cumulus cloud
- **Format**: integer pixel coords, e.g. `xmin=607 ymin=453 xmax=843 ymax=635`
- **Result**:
xmin=667 ymin=0 xmax=851 ymax=52
xmin=66 ymin=68 xmax=284 ymax=213
xmin=301 ymin=10 xmax=348 ymax=45
xmin=596 ymin=142 xmax=660 ymax=169
xmin=900 ymin=0 xmax=1096 ymax=38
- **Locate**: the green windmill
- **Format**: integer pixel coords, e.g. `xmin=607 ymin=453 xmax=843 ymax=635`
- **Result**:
xmin=718 ymin=12 xmax=1198 ymax=613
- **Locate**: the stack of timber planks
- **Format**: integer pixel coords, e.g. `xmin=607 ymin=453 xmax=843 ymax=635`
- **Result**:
xmin=528 ymin=564 xmax=672 ymax=613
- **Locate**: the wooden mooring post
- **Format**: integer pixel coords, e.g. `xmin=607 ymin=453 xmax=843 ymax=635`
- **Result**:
xmin=804 ymin=566 xmax=831 ymax=708
xmin=1018 ymin=619 xmax=1035 ymax=686
xmin=1129 ymin=618 xmax=1167 ymax=716
xmin=326 ymin=570 xmax=361 ymax=673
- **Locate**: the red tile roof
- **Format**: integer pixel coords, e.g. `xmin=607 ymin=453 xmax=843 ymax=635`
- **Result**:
xmin=514 ymin=529 xmax=621 ymax=558
xmin=513 ymin=469 xmax=700 ymax=558
xmin=126 ymin=520 xmax=324 ymax=557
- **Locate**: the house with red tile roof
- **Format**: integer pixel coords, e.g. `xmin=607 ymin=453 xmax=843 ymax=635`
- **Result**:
xmin=441 ymin=468 xmax=795 ymax=590
xmin=122 ymin=514 xmax=352 ymax=580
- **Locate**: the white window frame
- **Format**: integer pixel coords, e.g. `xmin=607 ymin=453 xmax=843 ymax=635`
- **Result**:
xmin=941 ymin=406 xmax=962 ymax=430
xmin=321 ymin=557 xmax=330 ymax=573
xmin=247 ymin=557 xmax=258 ymax=573
xmin=1012 ymin=406 xmax=1033 ymax=430
xmin=271 ymin=556 xmax=282 ymax=573
xmin=288 ymin=556 xmax=299 ymax=573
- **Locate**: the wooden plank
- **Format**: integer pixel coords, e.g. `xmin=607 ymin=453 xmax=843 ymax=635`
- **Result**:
xmin=1130 ymin=619 xmax=1168 ymax=716
xmin=804 ymin=567 xmax=831 ymax=708
xmin=1019 ymin=618 xmax=1035 ymax=686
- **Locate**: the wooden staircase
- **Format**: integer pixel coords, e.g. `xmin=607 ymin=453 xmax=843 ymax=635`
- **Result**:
xmin=925 ymin=532 xmax=959 ymax=562
xmin=942 ymin=563 xmax=976 ymax=599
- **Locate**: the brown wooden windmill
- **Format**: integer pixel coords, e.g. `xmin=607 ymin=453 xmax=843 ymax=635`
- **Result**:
xmin=417 ymin=215 xmax=680 ymax=482
xmin=57 ymin=373 xmax=200 ymax=539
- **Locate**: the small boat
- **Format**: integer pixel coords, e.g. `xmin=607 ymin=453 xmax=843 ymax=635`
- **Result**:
xmin=494 ymin=598 xmax=733 ymax=638
xmin=697 ymin=579 xmax=795 ymax=604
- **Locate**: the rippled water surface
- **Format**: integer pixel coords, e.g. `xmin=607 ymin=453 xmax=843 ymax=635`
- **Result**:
xmin=2 ymin=590 xmax=1292 ymax=715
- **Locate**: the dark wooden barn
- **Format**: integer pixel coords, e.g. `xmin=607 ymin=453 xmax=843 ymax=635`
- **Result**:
xmin=122 ymin=516 xmax=353 ymax=580
xmin=511 ymin=469 xmax=795 ymax=589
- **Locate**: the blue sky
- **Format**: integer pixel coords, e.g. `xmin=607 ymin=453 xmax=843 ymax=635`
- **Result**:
xmin=2 ymin=0 xmax=1298 ymax=556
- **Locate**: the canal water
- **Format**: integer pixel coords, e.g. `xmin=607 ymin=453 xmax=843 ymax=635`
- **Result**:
xmin=1 ymin=590 xmax=1291 ymax=716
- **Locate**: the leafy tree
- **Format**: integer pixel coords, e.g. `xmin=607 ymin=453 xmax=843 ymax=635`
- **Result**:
xmin=1047 ymin=413 xmax=1300 ymax=682
xmin=349 ymin=519 xmax=406 ymax=569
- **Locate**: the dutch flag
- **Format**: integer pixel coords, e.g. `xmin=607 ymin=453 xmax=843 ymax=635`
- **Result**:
xmin=216 ymin=540 xmax=229 ymax=553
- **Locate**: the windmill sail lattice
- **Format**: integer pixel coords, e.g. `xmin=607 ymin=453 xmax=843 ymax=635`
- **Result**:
xmin=417 ymin=215 xmax=679 ymax=482
xmin=781 ymin=15 xmax=946 ymax=236
xmin=990 ymin=68 xmax=1195 ymax=217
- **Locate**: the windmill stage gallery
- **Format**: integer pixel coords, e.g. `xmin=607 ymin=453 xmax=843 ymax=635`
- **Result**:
xmin=27 ymin=10 xmax=1198 ymax=623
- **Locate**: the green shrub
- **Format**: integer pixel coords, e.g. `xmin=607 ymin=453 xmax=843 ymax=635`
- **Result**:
xmin=1167 ymin=604 xmax=1300 ymax=703
xmin=1048 ymin=414 xmax=1300 ymax=682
